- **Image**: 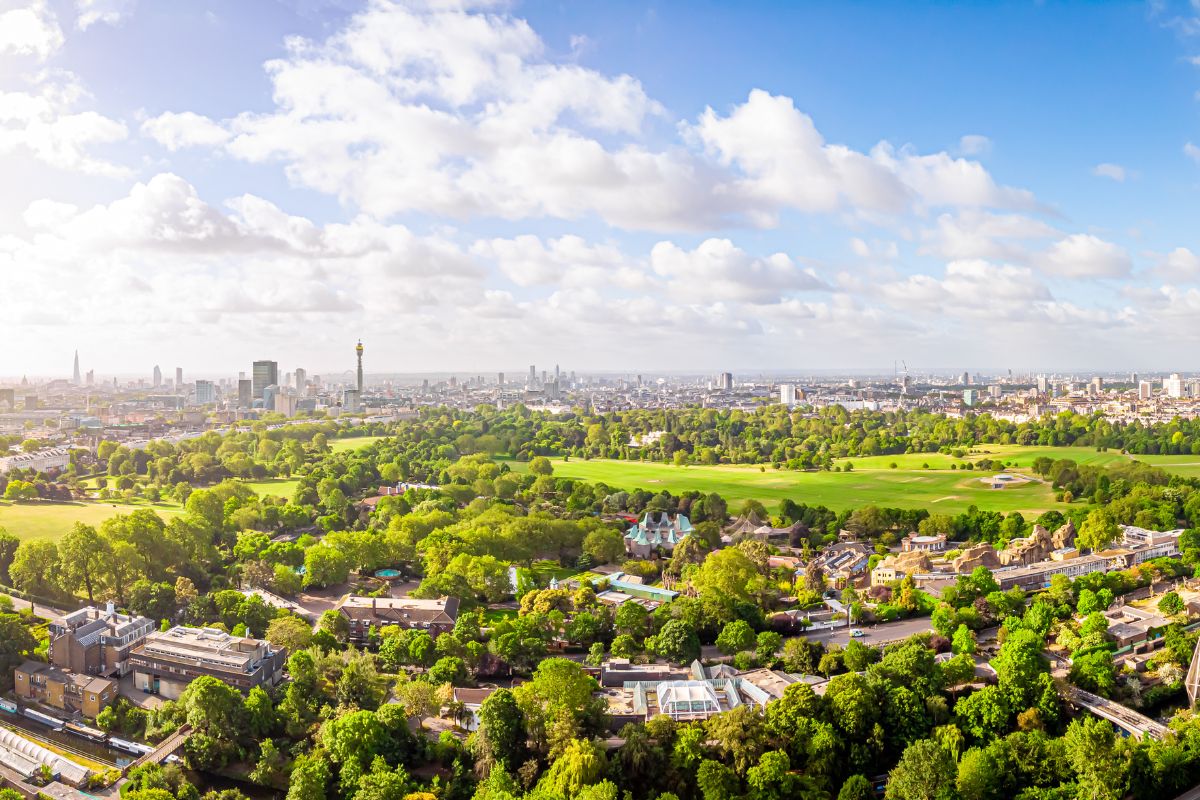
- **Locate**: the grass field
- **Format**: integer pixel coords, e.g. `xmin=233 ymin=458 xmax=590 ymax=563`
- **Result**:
xmin=0 ymin=499 xmax=183 ymax=542
xmin=329 ymin=435 xmax=387 ymax=453
xmin=520 ymin=444 xmax=1200 ymax=515
xmin=240 ymin=478 xmax=301 ymax=500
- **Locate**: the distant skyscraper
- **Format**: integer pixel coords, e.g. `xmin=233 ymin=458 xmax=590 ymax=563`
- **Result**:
xmin=963 ymin=389 xmax=977 ymax=407
xmin=152 ymin=365 xmax=162 ymax=387
xmin=343 ymin=388 xmax=361 ymax=413
xmin=238 ymin=379 xmax=252 ymax=407
xmin=779 ymin=384 xmax=797 ymax=405
xmin=175 ymin=367 xmax=183 ymax=390
xmin=1138 ymin=380 xmax=1152 ymax=401
xmin=960 ymin=371 xmax=970 ymax=386
xmin=0 ymin=389 xmax=13 ymax=409
xmin=85 ymin=370 xmax=94 ymax=387
xmin=72 ymin=351 xmax=81 ymax=385
xmin=1036 ymin=375 xmax=1049 ymax=394
xmin=295 ymin=368 xmax=307 ymax=392
xmin=195 ymin=380 xmax=216 ymax=404
xmin=252 ymin=361 xmax=278 ymax=399
xmin=528 ymin=365 xmax=536 ymax=387
xmin=356 ymin=340 xmax=364 ymax=394
xmin=497 ymin=372 xmax=504 ymax=387
xmin=1165 ymin=373 xmax=1184 ymax=399
xmin=719 ymin=372 xmax=733 ymax=391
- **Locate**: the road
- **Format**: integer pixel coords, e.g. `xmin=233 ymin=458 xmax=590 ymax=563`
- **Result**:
xmin=1 ymin=593 xmax=67 ymax=619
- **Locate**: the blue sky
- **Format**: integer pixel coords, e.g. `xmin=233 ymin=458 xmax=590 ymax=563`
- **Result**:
xmin=4 ymin=0 xmax=1200 ymax=377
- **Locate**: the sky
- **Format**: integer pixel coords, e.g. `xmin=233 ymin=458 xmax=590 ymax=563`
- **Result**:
xmin=5 ymin=0 xmax=1200 ymax=378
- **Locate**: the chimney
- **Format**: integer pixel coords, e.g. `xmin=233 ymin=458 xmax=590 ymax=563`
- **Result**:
xmin=106 ymin=601 xmax=115 ymax=616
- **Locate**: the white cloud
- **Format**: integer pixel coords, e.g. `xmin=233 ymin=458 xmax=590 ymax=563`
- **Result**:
xmin=0 ymin=1 xmax=63 ymax=60
xmin=1186 ymin=142 xmax=1200 ymax=164
xmin=0 ymin=73 xmax=129 ymax=176
xmin=1092 ymin=162 xmax=1129 ymax=182
xmin=1156 ymin=247 xmax=1200 ymax=282
xmin=470 ymin=234 xmax=641 ymax=288
xmin=140 ymin=111 xmax=231 ymax=150
xmin=958 ymin=134 xmax=991 ymax=156
xmin=140 ymin=3 xmax=1041 ymax=232
xmin=649 ymin=238 xmax=825 ymax=304
xmin=919 ymin=210 xmax=1058 ymax=261
xmin=1037 ymin=234 xmax=1132 ymax=278
xmin=75 ymin=0 xmax=134 ymax=30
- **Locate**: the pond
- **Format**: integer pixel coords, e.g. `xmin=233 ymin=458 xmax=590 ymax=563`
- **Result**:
xmin=374 ymin=568 xmax=403 ymax=578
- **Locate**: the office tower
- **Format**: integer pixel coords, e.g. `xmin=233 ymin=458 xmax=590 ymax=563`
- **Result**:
xmin=960 ymin=371 xmax=969 ymax=386
xmin=900 ymin=374 xmax=911 ymax=393
xmin=637 ymin=375 xmax=643 ymax=387
xmin=555 ymin=364 xmax=560 ymax=382
xmin=356 ymin=340 xmax=364 ymax=394
xmin=422 ymin=378 xmax=429 ymax=392
xmin=1130 ymin=372 xmax=1138 ymax=386
xmin=528 ymin=365 xmax=536 ymax=387
xmin=274 ymin=394 xmax=297 ymax=416
xmin=263 ymin=384 xmax=279 ymax=410
xmin=152 ymin=365 xmax=162 ymax=387
xmin=252 ymin=360 xmax=278 ymax=399
xmin=989 ymin=385 xmax=1002 ymax=399
xmin=175 ymin=367 xmax=183 ymax=389
xmin=1036 ymin=375 xmax=1048 ymax=394
xmin=1164 ymin=373 xmax=1184 ymax=399
xmin=195 ymin=380 xmax=216 ymax=404
xmin=73 ymin=351 xmax=81 ymax=385
xmin=86 ymin=370 xmax=94 ymax=386
xmin=1090 ymin=376 xmax=1103 ymax=395
xmin=719 ymin=372 xmax=733 ymax=391
xmin=1138 ymin=380 xmax=1152 ymax=401
xmin=779 ymin=384 xmax=797 ymax=405
xmin=24 ymin=395 xmax=38 ymax=410
xmin=343 ymin=389 xmax=361 ymax=413
xmin=295 ymin=368 xmax=307 ymax=392
xmin=497 ymin=372 xmax=504 ymax=387
xmin=963 ymin=389 xmax=977 ymax=407
xmin=238 ymin=379 xmax=252 ymax=408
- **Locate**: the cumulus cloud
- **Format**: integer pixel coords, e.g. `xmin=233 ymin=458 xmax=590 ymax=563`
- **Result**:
xmin=140 ymin=111 xmax=229 ymax=150
xmin=1036 ymin=234 xmax=1132 ymax=278
xmin=76 ymin=0 xmax=135 ymax=30
xmin=649 ymin=238 xmax=825 ymax=304
xmin=1092 ymin=162 xmax=1130 ymax=181
xmin=138 ymin=2 xmax=1041 ymax=232
xmin=919 ymin=210 xmax=1058 ymax=261
xmin=958 ymin=134 xmax=991 ymax=156
xmin=0 ymin=73 xmax=129 ymax=175
xmin=0 ymin=1 xmax=63 ymax=60
xmin=1186 ymin=142 xmax=1200 ymax=164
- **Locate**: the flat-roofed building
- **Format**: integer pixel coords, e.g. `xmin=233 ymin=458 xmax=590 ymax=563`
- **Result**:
xmin=336 ymin=596 xmax=461 ymax=642
xmin=0 ymin=447 xmax=71 ymax=474
xmin=128 ymin=626 xmax=285 ymax=699
xmin=49 ymin=602 xmax=155 ymax=677
xmin=14 ymin=661 xmax=117 ymax=718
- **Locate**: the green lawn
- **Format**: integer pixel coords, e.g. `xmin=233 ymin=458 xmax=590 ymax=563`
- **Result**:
xmin=239 ymin=478 xmax=301 ymax=500
xmin=0 ymin=499 xmax=183 ymax=542
xmin=329 ymin=435 xmax=387 ymax=453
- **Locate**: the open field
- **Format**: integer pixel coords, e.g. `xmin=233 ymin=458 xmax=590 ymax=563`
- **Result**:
xmin=329 ymin=435 xmax=387 ymax=453
xmin=0 ymin=499 xmax=183 ymax=542
xmin=517 ymin=458 xmax=1061 ymax=515
xmin=240 ymin=477 xmax=301 ymax=500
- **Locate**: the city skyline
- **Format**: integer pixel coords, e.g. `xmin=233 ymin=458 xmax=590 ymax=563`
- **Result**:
xmin=6 ymin=1 xmax=1200 ymax=373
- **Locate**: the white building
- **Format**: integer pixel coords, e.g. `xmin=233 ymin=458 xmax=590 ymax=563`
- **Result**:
xmin=779 ymin=384 xmax=797 ymax=405
xmin=1164 ymin=373 xmax=1184 ymax=399
xmin=0 ymin=447 xmax=71 ymax=475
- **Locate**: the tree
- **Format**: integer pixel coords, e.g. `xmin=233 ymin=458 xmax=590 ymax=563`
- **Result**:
xmin=655 ymin=619 xmax=701 ymax=664
xmin=529 ymin=457 xmax=554 ymax=476
xmin=756 ymin=631 xmax=783 ymax=664
xmin=1064 ymin=716 xmax=1130 ymax=800
xmin=716 ymin=620 xmax=756 ymax=655
xmin=181 ymin=676 xmax=245 ymax=737
xmin=1077 ymin=509 xmax=1119 ymax=553
xmin=0 ymin=614 xmax=38 ymax=685
xmin=1158 ymin=591 xmax=1185 ymax=616
xmin=614 ymin=602 xmax=649 ymax=638
xmin=304 ymin=546 xmax=350 ymax=588
xmin=58 ymin=523 xmax=110 ymax=604
xmin=9 ymin=540 xmax=61 ymax=598
xmin=266 ymin=615 xmax=314 ymax=651
xmin=322 ymin=710 xmax=387 ymax=775
xmin=319 ymin=609 xmax=350 ymax=642
xmin=1070 ymin=650 xmax=1117 ymax=697
xmin=952 ymin=624 xmax=976 ymax=656
xmin=839 ymin=775 xmax=874 ymax=800
xmin=477 ymin=688 xmax=525 ymax=769
xmin=885 ymin=738 xmax=957 ymax=800
xmin=0 ymin=530 xmax=19 ymax=584
xmin=535 ymin=739 xmax=606 ymax=799
xmin=244 ymin=686 xmax=276 ymax=739
xmin=954 ymin=686 xmax=1010 ymax=742
xmin=427 ymin=656 xmax=467 ymax=685
xmin=582 ymin=528 xmax=625 ymax=564
xmin=287 ymin=753 xmax=330 ymax=800
xmin=395 ymin=679 xmax=439 ymax=725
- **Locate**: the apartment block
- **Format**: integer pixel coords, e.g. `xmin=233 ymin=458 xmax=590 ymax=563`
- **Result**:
xmin=128 ymin=626 xmax=286 ymax=699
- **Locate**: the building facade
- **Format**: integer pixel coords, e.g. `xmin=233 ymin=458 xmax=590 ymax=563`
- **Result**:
xmin=624 ymin=512 xmax=693 ymax=558
xmin=336 ymin=596 xmax=461 ymax=643
xmin=48 ymin=603 xmax=154 ymax=677
xmin=128 ymin=626 xmax=286 ymax=699
xmin=14 ymin=661 xmax=117 ymax=718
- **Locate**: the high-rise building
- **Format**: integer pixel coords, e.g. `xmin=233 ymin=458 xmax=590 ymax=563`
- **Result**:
xmin=0 ymin=389 xmax=13 ymax=409
xmin=963 ymin=389 xmax=977 ymax=407
xmin=175 ymin=367 xmax=183 ymax=390
xmin=1138 ymin=380 xmax=1152 ymax=401
xmin=779 ymin=384 xmax=797 ymax=405
xmin=274 ymin=394 xmax=297 ymax=416
xmin=195 ymin=380 xmax=216 ymax=404
xmin=263 ymin=384 xmax=279 ymax=410
xmin=253 ymin=361 xmax=278 ymax=399
xmin=85 ymin=370 xmax=94 ymax=386
xmin=152 ymin=365 xmax=162 ymax=387
xmin=528 ymin=365 xmax=536 ymax=387
xmin=343 ymin=389 xmax=362 ymax=413
xmin=1090 ymin=376 xmax=1103 ymax=395
xmin=989 ymin=385 xmax=1002 ymax=399
xmin=719 ymin=372 xmax=734 ymax=391
xmin=356 ymin=340 xmax=364 ymax=394
xmin=238 ymin=379 xmax=252 ymax=408
xmin=497 ymin=372 xmax=504 ymax=386
xmin=1164 ymin=373 xmax=1184 ymax=399
xmin=1036 ymin=375 xmax=1049 ymax=395
xmin=294 ymin=368 xmax=307 ymax=392
xmin=960 ymin=371 xmax=970 ymax=386
xmin=72 ymin=351 xmax=81 ymax=385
